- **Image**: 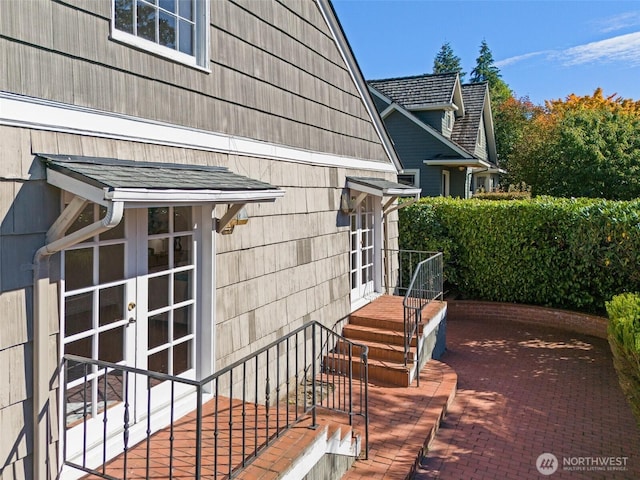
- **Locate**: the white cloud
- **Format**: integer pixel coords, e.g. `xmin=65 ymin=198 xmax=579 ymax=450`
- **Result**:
xmin=596 ymin=11 xmax=640 ymax=33
xmin=495 ymin=51 xmax=548 ymax=68
xmin=560 ymin=31 xmax=640 ymax=66
xmin=496 ymin=31 xmax=640 ymax=69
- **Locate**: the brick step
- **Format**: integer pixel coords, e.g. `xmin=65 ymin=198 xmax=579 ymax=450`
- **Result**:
xmin=335 ymin=338 xmax=415 ymax=364
xmin=350 ymin=300 xmax=447 ymax=333
xmin=341 ymin=323 xmax=418 ymax=348
xmin=323 ymin=353 xmax=412 ymax=387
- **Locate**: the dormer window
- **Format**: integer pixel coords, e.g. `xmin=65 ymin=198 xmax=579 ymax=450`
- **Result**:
xmin=446 ymin=111 xmax=453 ymax=130
xmin=112 ymin=0 xmax=209 ymax=69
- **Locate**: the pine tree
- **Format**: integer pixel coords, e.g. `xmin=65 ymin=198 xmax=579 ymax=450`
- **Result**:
xmin=432 ymin=42 xmax=465 ymax=81
xmin=470 ymin=40 xmax=512 ymax=106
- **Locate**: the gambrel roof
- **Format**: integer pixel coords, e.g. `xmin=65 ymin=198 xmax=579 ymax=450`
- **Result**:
xmin=368 ymin=73 xmax=462 ymax=112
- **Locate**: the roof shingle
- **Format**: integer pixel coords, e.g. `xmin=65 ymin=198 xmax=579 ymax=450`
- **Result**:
xmin=368 ymin=73 xmax=458 ymax=109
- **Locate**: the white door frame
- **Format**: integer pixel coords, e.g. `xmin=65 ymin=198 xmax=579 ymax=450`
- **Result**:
xmin=350 ymin=195 xmax=383 ymax=310
xmin=59 ymin=204 xmax=216 ymax=478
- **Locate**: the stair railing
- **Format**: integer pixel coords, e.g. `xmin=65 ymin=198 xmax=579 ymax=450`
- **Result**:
xmin=402 ymin=251 xmax=444 ymax=386
xmin=62 ymin=321 xmax=368 ymax=480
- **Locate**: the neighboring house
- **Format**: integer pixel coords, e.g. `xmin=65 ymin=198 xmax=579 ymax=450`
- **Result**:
xmin=368 ymin=73 xmax=502 ymax=198
xmin=0 ymin=1 xmax=418 ymax=479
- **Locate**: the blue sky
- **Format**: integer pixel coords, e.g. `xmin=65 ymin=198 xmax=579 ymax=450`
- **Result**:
xmin=332 ymin=0 xmax=640 ymax=106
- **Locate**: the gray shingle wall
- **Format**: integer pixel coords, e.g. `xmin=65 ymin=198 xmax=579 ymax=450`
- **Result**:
xmin=0 ymin=128 xmax=399 ymax=474
xmin=0 ymin=0 xmax=389 ymax=163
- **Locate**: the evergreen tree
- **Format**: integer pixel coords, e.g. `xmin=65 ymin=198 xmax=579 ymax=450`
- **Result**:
xmin=432 ymin=42 xmax=465 ymax=81
xmin=470 ymin=40 xmax=501 ymax=84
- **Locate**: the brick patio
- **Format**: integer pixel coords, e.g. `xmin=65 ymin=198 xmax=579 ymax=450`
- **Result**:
xmin=415 ymin=315 xmax=640 ymax=479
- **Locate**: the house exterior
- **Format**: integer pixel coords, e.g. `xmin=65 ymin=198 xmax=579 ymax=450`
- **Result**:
xmin=368 ymin=73 xmax=502 ymax=198
xmin=0 ymin=1 xmax=418 ymax=479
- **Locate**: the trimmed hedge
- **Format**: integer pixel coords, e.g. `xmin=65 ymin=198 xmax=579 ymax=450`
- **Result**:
xmin=399 ymin=197 xmax=640 ymax=313
xmin=606 ymin=293 xmax=640 ymax=427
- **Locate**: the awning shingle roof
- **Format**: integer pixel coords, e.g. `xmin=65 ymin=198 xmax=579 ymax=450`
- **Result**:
xmin=39 ymin=154 xmax=283 ymax=205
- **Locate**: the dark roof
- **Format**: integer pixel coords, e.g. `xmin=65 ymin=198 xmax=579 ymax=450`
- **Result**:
xmin=451 ymin=82 xmax=488 ymax=154
xmin=40 ymin=155 xmax=277 ymax=191
xmin=368 ymin=72 xmax=458 ymax=109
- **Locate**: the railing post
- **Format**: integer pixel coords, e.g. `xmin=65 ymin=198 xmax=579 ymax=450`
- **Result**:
xmin=195 ymin=384 xmax=203 ymax=479
xmin=311 ymin=322 xmax=317 ymax=429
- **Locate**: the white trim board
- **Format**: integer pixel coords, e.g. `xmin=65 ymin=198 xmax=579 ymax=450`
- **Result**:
xmin=0 ymin=91 xmax=397 ymax=173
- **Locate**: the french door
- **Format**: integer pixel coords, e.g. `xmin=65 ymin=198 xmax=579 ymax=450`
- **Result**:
xmin=62 ymin=205 xmax=197 ymax=462
xmin=350 ymin=196 xmax=376 ymax=306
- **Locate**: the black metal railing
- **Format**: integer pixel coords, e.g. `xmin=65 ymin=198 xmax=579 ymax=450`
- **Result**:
xmin=62 ymin=321 xmax=368 ymax=479
xmin=384 ymin=249 xmax=438 ymax=296
xmin=400 ymin=251 xmax=444 ymax=386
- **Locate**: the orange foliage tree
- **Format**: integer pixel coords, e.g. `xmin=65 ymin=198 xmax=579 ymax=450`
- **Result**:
xmin=505 ymin=89 xmax=640 ymax=199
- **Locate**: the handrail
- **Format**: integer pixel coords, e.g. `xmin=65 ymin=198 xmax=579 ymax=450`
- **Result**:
xmin=62 ymin=320 xmax=369 ymax=479
xmin=400 ymin=251 xmax=444 ymax=386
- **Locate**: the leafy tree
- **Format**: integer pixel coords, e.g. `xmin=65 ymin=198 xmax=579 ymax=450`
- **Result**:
xmin=507 ymin=89 xmax=640 ymax=200
xmin=432 ymin=42 xmax=466 ymax=81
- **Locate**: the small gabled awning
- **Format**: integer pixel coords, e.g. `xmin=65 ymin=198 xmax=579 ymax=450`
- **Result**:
xmin=345 ymin=176 xmax=421 ymax=215
xmin=39 ymin=154 xmax=284 ymax=207
xmin=346 ymin=177 xmax=421 ymax=198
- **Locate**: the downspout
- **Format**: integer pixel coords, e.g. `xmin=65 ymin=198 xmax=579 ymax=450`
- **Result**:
xmin=33 ymin=200 xmax=124 ymax=480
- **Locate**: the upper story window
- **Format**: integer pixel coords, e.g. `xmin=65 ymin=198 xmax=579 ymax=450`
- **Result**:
xmin=398 ymin=169 xmax=420 ymax=188
xmin=112 ymin=0 xmax=209 ymax=69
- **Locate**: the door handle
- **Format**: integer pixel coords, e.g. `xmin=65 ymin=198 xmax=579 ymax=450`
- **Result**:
xmin=128 ymin=317 xmax=136 ymax=324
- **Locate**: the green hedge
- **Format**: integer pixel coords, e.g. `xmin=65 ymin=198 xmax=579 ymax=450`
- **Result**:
xmin=399 ymin=196 xmax=640 ymax=313
xmin=605 ymin=293 xmax=640 ymax=427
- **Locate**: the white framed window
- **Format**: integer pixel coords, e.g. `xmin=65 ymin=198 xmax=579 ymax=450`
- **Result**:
xmin=398 ymin=169 xmax=420 ymax=188
xmin=112 ymin=0 xmax=209 ymax=70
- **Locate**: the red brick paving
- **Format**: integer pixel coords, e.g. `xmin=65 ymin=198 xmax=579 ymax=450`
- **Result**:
xmin=416 ymin=316 xmax=640 ymax=479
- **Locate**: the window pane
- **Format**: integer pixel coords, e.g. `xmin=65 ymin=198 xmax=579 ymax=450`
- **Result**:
xmin=174 ymin=206 xmax=191 ymax=232
xmin=159 ymin=0 xmax=176 ymax=13
xmin=159 ymin=11 xmax=176 ymax=48
xmin=148 ymin=349 xmax=169 ymax=376
xmin=99 ymin=285 xmax=125 ymax=326
xmin=115 ymin=0 xmax=134 ymax=34
xmin=178 ymin=0 xmax=193 ymax=20
xmin=99 ymin=244 xmax=125 ymax=283
xmin=174 ymin=235 xmax=192 ymax=267
xmin=65 ymin=292 xmax=93 ymax=337
xmin=173 ymin=305 xmax=192 ymax=339
xmin=99 ymin=328 xmax=125 ymax=363
xmin=66 ymin=336 xmax=93 ymax=361
xmin=178 ymin=19 xmax=193 ymax=55
xmin=96 ymin=370 xmax=124 ymax=415
xmin=149 ymin=208 xmax=169 ymax=234
xmin=174 ymin=270 xmax=192 ymax=303
xmin=148 ymin=238 xmax=170 ymax=272
xmin=148 ymin=312 xmax=169 ymax=349
xmin=174 ymin=340 xmax=192 ymax=376
xmin=65 ymin=248 xmax=94 ymax=290
xmin=148 ymin=274 xmax=170 ymax=311
xmin=67 ymin=204 xmax=95 ymax=235
xmin=137 ymin=1 xmax=157 ymax=43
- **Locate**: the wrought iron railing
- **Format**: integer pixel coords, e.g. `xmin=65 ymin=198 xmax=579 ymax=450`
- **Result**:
xmin=399 ymin=251 xmax=443 ymax=386
xmin=62 ymin=321 xmax=368 ymax=479
xmin=384 ymin=249 xmax=439 ymax=296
